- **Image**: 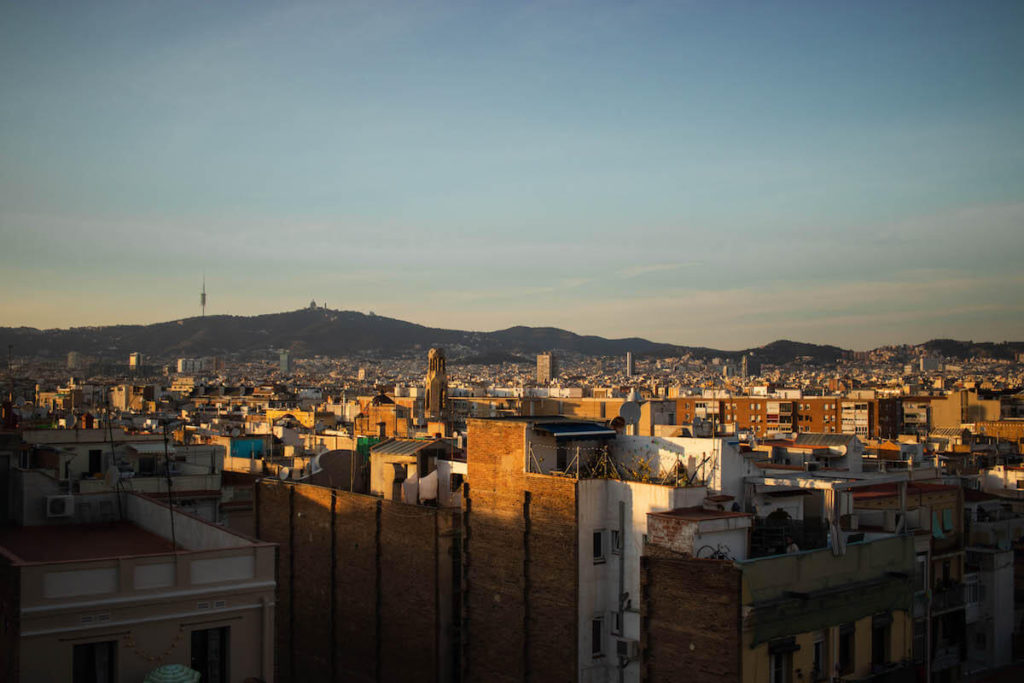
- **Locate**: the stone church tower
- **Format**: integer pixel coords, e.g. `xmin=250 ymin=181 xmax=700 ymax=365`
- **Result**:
xmin=425 ymin=347 xmax=447 ymax=421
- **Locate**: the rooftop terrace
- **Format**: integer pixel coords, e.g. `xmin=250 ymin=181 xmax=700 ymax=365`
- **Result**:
xmin=0 ymin=521 xmax=178 ymax=564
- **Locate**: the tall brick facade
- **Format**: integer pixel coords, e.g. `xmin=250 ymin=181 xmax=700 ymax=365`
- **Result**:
xmin=465 ymin=419 xmax=579 ymax=683
xmin=256 ymin=479 xmax=459 ymax=683
xmin=640 ymin=548 xmax=742 ymax=682
xmin=0 ymin=552 xmax=19 ymax=682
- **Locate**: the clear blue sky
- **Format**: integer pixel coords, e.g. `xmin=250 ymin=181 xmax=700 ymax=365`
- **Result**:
xmin=2 ymin=0 xmax=1022 ymax=349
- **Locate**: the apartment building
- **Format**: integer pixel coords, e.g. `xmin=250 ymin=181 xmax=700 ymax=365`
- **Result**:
xmin=962 ymin=490 xmax=1023 ymax=673
xmin=537 ymin=352 xmax=556 ymax=384
xmin=18 ymin=428 xmax=164 ymax=483
xmin=641 ymin=523 xmax=916 ymax=682
xmin=853 ymin=482 xmax=967 ymax=681
xmin=17 ymin=429 xmax=224 ymax=524
xmin=463 ymin=417 xmax=941 ymax=683
xmin=0 ymin=486 xmax=275 ymax=682
xmin=675 ymin=395 xmax=899 ymax=439
xmin=465 ymin=417 xmax=717 ymax=683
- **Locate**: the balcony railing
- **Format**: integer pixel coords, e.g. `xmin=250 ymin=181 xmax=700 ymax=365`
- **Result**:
xmin=931 ymin=583 xmax=965 ymax=613
xmin=748 ymin=519 xmax=829 ymax=559
xmin=842 ymin=661 xmax=917 ymax=682
xmin=931 ymin=644 xmax=962 ymax=672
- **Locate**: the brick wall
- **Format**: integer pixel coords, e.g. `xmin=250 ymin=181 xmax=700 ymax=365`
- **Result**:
xmin=257 ymin=479 xmax=457 ymax=683
xmin=333 ymin=493 xmax=378 ymax=681
xmin=380 ymin=502 xmax=442 ymax=682
xmin=465 ymin=419 xmax=578 ymax=683
xmin=257 ymin=480 xmax=292 ymax=679
xmin=641 ymin=548 xmax=741 ymax=682
xmin=524 ymin=474 xmax=578 ymax=682
xmin=646 ymin=514 xmax=697 ymax=555
xmin=0 ymin=555 xmax=19 ymax=682
xmin=292 ymin=485 xmax=333 ymax=678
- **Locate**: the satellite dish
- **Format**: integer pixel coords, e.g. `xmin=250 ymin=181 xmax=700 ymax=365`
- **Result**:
xmin=279 ymin=467 xmax=291 ymax=481
xmin=619 ymin=401 xmax=641 ymax=425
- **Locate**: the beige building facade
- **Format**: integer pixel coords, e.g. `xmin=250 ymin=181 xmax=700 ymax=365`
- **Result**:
xmin=1 ymin=493 xmax=275 ymax=682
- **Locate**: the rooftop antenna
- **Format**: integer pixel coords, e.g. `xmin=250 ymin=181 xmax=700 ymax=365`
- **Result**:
xmin=5 ymin=344 xmax=12 ymax=407
xmin=163 ymin=421 xmax=178 ymax=550
xmin=200 ymin=274 xmax=207 ymax=317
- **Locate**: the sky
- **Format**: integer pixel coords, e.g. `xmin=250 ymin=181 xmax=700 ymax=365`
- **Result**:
xmin=1 ymin=0 xmax=1023 ymax=350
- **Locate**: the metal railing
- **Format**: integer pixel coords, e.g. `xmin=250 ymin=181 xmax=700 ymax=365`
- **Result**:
xmin=931 ymin=583 xmax=965 ymax=613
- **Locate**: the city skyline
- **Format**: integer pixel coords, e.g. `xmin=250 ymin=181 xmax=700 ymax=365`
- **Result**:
xmin=2 ymin=1 xmax=1023 ymax=349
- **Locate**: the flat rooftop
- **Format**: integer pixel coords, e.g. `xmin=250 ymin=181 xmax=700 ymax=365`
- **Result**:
xmin=852 ymin=481 xmax=960 ymax=501
xmin=0 ymin=521 xmax=178 ymax=564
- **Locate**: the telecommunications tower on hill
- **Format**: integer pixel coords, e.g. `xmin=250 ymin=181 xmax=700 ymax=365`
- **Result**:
xmin=200 ymin=275 xmax=207 ymax=317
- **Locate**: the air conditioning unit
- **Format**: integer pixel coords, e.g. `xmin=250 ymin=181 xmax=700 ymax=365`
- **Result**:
xmin=46 ymin=495 xmax=75 ymax=518
xmin=616 ymin=638 xmax=640 ymax=661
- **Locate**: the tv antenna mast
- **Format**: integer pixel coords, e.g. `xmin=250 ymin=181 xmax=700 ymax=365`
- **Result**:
xmin=200 ymin=274 xmax=207 ymax=317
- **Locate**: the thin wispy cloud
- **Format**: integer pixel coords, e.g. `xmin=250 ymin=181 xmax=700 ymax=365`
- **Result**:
xmin=617 ymin=263 xmax=696 ymax=279
xmin=1 ymin=2 xmax=1022 ymax=346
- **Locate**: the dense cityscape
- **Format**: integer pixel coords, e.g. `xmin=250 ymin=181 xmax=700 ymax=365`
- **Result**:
xmin=4 ymin=1 xmax=1024 ymax=682
xmin=2 ymin=303 xmax=1024 ymax=681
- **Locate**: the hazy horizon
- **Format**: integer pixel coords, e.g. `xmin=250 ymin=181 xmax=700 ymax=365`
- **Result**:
xmin=2 ymin=304 xmax=1021 ymax=355
xmin=3 ymin=1 xmax=1023 ymax=349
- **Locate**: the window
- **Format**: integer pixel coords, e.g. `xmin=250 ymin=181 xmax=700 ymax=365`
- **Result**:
xmin=932 ymin=511 xmax=945 ymax=539
xmin=73 ymin=640 xmax=116 ymax=683
xmin=914 ymin=555 xmax=928 ymax=593
xmin=838 ymin=623 xmax=855 ymax=675
xmin=88 ymin=449 xmax=103 ymax=475
xmin=966 ymin=580 xmax=980 ymax=606
xmin=591 ymin=617 xmax=603 ymax=657
xmin=450 ymin=473 xmax=464 ymax=492
xmin=912 ymin=619 xmax=926 ymax=663
xmin=942 ymin=508 xmax=953 ymax=531
xmin=812 ymin=632 xmax=826 ymax=680
xmin=770 ymin=651 xmax=791 ymax=683
xmin=593 ymin=530 xmax=605 ymax=563
xmin=611 ymin=610 xmax=623 ymax=635
xmin=871 ymin=613 xmax=891 ymax=667
xmin=768 ymin=638 xmax=797 ymax=683
xmin=556 ymin=445 xmax=568 ymax=471
xmin=611 ymin=529 xmax=622 ymax=555
xmin=191 ymin=626 xmax=229 ymax=683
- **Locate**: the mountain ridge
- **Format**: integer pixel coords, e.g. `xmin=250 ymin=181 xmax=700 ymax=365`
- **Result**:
xmin=1 ymin=308 xmax=1022 ymax=365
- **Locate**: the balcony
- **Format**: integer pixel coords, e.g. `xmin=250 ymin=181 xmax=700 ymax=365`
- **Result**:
xmin=967 ymin=516 xmax=1024 ymax=550
xmin=843 ymin=661 xmax=917 ymax=682
xmin=931 ymin=643 xmax=962 ymax=672
xmin=931 ymin=582 xmax=965 ymax=614
xmin=749 ymin=518 xmax=829 ymax=559
xmin=963 ymin=573 xmax=981 ymax=623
